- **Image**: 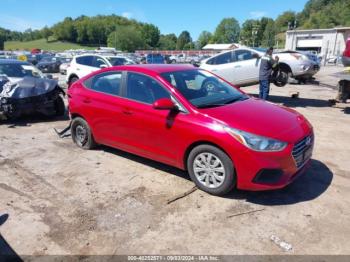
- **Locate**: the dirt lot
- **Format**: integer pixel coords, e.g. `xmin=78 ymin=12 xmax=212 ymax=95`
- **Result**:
xmin=0 ymin=66 xmax=350 ymax=256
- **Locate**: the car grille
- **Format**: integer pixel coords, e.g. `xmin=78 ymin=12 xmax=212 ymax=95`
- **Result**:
xmin=292 ymin=134 xmax=314 ymax=169
xmin=314 ymin=65 xmax=320 ymax=71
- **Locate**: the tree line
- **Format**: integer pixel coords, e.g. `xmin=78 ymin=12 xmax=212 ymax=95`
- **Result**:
xmin=1 ymin=0 xmax=349 ymax=51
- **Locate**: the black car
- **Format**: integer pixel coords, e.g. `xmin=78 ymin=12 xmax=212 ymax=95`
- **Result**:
xmin=0 ymin=60 xmax=65 ymax=119
xmin=37 ymin=56 xmax=62 ymax=73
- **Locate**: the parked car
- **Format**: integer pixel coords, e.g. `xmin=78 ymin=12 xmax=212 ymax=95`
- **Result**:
xmin=59 ymin=57 xmax=73 ymax=75
xmin=200 ymin=47 xmax=320 ymax=86
xmin=0 ymin=60 xmax=65 ymax=119
xmin=66 ymin=54 xmax=135 ymax=86
xmin=146 ymin=54 xmax=165 ymax=64
xmin=37 ymin=56 xmax=62 ymax=73
xmin=342 ymin=38 xmax=350 ymax=67
xmin=0 ymin=59 xmax=48 ymax=83
xmin=68 ymin=64 xmax=314 ymax=195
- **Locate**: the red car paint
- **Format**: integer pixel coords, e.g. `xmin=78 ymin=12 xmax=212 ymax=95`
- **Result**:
xmin=68 ymin=64 xmax=314 ymax=191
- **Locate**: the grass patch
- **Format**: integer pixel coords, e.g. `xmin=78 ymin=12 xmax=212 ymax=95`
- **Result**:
xmin=5 ymin=38 xmax=96 ymax=51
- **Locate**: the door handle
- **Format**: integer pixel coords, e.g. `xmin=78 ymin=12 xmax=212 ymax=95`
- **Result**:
xmin=122 ymin=109 xmax=133 ymax=115
xmin=82 ymin=98 xmax=91 ymax=104
xmin=234 ymin=65 xmax=241 ymax=68
xmin=76 ymin=68 xmax=80 ymax=71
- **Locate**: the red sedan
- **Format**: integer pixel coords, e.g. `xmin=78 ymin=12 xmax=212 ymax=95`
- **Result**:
xmin=68 ymin=64 xmax=314 ymax=195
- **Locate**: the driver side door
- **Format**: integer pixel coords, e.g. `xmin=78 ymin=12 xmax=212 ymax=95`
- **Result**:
xmin=232 ymin=49 xmax=261 ymax=85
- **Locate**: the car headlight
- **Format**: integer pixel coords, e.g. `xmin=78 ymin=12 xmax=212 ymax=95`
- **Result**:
xmin=224 ymin=127 xmax=287 ymax=152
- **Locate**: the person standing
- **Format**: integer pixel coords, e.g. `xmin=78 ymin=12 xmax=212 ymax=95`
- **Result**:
xmin=259 ymin=47 xmax=279 ymax=100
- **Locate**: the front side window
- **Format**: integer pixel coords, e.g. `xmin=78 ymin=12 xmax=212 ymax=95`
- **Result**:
xmin=207 ymin=52 xmax=234 ymax=65
xmin=84 ymin=72 xmax=122 ymax=96
xmin=235 ymin=50 xmax=254 ymax=61
xmin=161 ymin=70 xmax=247 ymax=108
xmin=126 ymin=72 xmax=170 ymax=104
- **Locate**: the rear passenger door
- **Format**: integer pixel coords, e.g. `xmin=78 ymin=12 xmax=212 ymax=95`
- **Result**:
xmin=81 ymin=71 xmax=126 ymax=146
xmin=75 ymin=56 xmax=96 ymax=78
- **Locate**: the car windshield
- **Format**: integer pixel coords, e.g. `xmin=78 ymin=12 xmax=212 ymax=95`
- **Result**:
xmin=41 ymin=57 xmax=58 ymax=62
xmin=0 ymin=63 xmax=45 ymax=78
xmin=161 ymin=70 xmax=247 ymax=108
xmin=106 ymin=57 xmax=128 ymax=66
xmin=61 ymin=58 xmax=72 ymax=63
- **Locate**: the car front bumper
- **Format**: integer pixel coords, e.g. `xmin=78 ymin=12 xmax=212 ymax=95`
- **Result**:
xmin=227 ymin=134 xmax=314 ymax=191
xmin=293 ymin=62 xmax=320 ymax=78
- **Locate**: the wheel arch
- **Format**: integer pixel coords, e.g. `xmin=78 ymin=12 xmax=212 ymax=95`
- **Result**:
xmin=182 ymin=140 xmax=234 ymax=171
xmin=278 ymin=62 xmax=292 ymax=75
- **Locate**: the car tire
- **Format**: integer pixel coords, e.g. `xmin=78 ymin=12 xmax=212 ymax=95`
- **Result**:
xmin=71 ymin=117 xmax=96 ymax=150
xmin=273 ymin=70 xmax=289 ymax=87
xmin=172 ymin=59 xmax=176 ymax=64
xmin=187 ymin=144 xmax=236 ymax=196
xmin=69 ymin=76 xmax=79 ymax=87
xmin=55 ymin=96 xmax=65 ymax=116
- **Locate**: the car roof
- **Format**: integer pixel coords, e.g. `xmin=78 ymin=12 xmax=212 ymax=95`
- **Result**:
xmin=0 ymin=59 xmax=30 ymax=65
xmin=112 ymin=64 xmax=197 ymax=74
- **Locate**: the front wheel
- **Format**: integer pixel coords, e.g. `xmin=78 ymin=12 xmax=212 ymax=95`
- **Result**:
xmin=71 ymin=117 xmax=96 ymax=150
xmin=187 ymin=145 xmax=236 ymax=196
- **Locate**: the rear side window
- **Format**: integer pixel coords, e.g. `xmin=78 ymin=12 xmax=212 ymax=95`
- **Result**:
xmin=84 ymin=72 xmax=122 ymax=96
xmin=126 ymin=72 xmax=170 ymax=104
xmin=92 ymin=57 xmax=108 ymax=68
xmin=76 ymin=56 xmax=94 ymax=66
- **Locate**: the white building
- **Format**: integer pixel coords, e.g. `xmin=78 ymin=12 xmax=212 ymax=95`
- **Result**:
xmin=285 ymin=27 xmax=350 ymax=59
xmin=202 ymin=43 xmax=239 ymax=51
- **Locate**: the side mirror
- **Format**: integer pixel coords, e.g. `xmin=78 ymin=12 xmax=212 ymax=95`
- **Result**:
xmin=253 ymin=53 xmax=261 ymax=59
xmin=100 ymin=64 xmax=108 ymax=69
xmin=153 ymin=98 xmax=176 ymax=110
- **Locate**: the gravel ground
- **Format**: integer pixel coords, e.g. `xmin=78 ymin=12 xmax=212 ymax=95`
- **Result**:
xmin=0 ymin=66 xmax=349 ymax=256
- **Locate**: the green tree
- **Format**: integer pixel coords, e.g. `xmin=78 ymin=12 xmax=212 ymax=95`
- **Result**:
xmin=158 ymin=34 xmax=177 ymax=50
xmin=213 ymin=18 xmax=240 ymax=43
xmin=42 ymin=26 xmax=52 ymax=42
xmin=262 ymin=20 xmax=276 ymax=47
xmin=107 ymin=25 xmax=145 ymax=52
xmin=176 ymin=31 xmax=192 ymax=50
xmin=275 ymin=11 xmax=296 ymax=32
xmin=141 ymin=23 xmax=160 ymax=48
xmin=0 ymin=31 xmax=5 ymax=50
xmin=197 ymin=31 xmax=212 ymax=49
xmin=240 ymin=19 xmax=258 ymax=46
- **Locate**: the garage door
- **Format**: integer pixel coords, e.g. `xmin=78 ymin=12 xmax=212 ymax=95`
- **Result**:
xmin=297 ymin=38 xmax=323 ymax=48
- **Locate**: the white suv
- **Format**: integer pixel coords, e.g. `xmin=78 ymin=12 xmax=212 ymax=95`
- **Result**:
xmin=66 ymin=54 xmax=135 ymax=86
xmin=200 ymin=47 xmax=320 ymax=86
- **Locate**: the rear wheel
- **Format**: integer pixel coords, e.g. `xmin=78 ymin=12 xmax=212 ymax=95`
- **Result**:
xmin=69 ymin=76 xmax=79 ymax=87
xmin=71 ymin=117 xmax=96 ymax=150
xmin=187 ymin=144 xmax=236 ymax=195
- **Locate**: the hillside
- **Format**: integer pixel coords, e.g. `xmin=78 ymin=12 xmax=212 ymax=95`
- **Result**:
xmin=299 ymin=0 xmax=350 ymax=29
xmin=4 ymin=38 xmax=95 ymax=51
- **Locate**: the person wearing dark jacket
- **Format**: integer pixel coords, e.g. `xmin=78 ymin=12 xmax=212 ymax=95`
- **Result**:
xmin=259 ymin=47 xmax=279 ymax=100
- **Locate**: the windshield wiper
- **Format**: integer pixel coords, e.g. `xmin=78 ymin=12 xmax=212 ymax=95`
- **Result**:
xmin=197 ymin=96 xmax=248 ymax=109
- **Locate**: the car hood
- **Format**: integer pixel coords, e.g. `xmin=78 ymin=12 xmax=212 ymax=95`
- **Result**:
xmin=198 ymin=98 xmax=312 ymax=142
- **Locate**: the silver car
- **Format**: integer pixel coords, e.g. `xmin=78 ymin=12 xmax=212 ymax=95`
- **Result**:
xmin=200 ymin=47 xmax=320 ymax=86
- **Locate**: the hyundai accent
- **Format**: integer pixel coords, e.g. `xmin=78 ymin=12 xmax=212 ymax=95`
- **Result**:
xmin=68 ymin=64 xmax=314 ymax=195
